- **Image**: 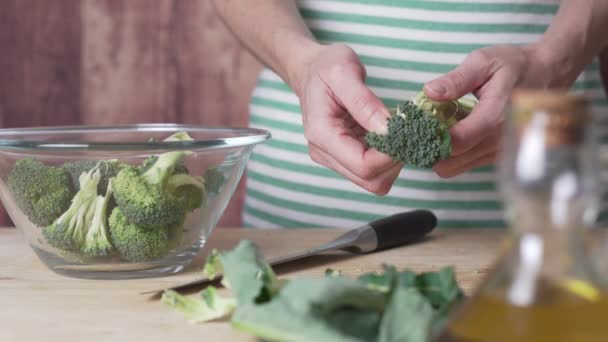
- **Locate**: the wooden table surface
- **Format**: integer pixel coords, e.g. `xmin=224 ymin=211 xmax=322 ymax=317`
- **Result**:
xmin=0 ymin=227 xmax=503 ymax=341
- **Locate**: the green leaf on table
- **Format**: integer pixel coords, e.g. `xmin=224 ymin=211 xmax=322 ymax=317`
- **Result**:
xmin=203 ymin=249 xmax=222 ymax=279
xmin=161 ymin=286 xmax=236 ymax=323
xmin=220 ymin=240 xmax=283 ymax=304
xmin=358 ymin=265 xmax=416 ymax=293
xmin=164 ymin=240 xmax=465 ymax=342
xmin=379 ymin=287 xmax=434 ymax=342
xmin=325 ymin=268 xmax=344 ymax=278
xmin=415 ymin=266 xmax=463 ymax=309
xmin=232 ymin=277 xmax=387 ymax=342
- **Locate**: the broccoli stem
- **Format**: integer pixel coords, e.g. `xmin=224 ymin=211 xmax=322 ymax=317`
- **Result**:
xmin=141 ymin=151 xmax=189 ymax=186
xmin=44 ymin=168 xmax=101 ymax=251
xmin=168 ymin=174 xmax=205 ymax=191
xmin=82 ymin=179 xmax=115 ymax=257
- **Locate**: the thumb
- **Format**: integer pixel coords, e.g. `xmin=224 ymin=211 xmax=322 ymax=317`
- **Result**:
xmin=328 ymin=66 xmax=391 ymax=134
xmin=424 ymin=50 xmax=492 ymax=100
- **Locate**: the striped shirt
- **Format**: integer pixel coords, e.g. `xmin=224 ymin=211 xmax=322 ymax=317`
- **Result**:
xmin=243 ymin=0 xmax=608 ymax=229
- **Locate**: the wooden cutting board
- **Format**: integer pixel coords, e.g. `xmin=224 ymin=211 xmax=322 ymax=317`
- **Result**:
xmin=0 ymin=227 xmax=503 ymax=341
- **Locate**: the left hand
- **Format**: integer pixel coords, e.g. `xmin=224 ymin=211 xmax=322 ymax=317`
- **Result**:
xmin=423 ymin=44 xmax=572 ymax=178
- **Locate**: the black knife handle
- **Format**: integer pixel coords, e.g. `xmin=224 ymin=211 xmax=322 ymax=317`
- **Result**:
xmin=369 ymin=210 xmax=437 ymax=251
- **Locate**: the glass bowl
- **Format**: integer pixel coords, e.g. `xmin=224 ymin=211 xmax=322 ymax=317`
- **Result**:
xmin=0 ymin=124 xmax=270 ymax=279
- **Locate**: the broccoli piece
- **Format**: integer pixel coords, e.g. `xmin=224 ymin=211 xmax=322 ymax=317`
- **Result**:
xmin=169 ymin=173 xmax=207 ymax=211
xmin=8 ymin=158 xmax=74 ymax=227
xmin=108 ymin=207 xmax=170 ymax=262
xmin=43 ymin=168 xmax=101 ymax=252
xmin=139 ymin=155 xmax=189 ymax=175
xmin=113 ymin=151 xmax=189 ymax=228
xmin=366 ymin=92 xmax=476 ymax=168
xmin=81 ymin=179 xmax=115 ymax=257
xmin=63 ymin=160 xmax=126 ymax=193
xmin=164 ymin=131 xmax=194 ymax=142
xmin=204 ymin=168 xmax=225 ymax=195
xmin=138 ymin=131 xmax=195 ymax=174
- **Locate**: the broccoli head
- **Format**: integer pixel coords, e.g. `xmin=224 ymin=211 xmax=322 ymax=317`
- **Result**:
xmin=366 ymin=92 xmax=476 ymax=168
xmin=43 ymin=167 xmax=101 ymax=252
xmin=108 ymin=207 xmax=170 ymax=262
xmin=113 ymin=159 xmax=187 ymax=229
xmin=81 ymin=179 xmax=115 ymax=257
xmin=63 ymin=160 xmax=126 ymax=193
xmin=8 ymin=158 xmax=74 ymax=226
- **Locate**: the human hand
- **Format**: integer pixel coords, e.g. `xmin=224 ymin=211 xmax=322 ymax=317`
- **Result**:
xmin=291 ymin=44 xmax=400 ymax=195
xmin=424 ymin=44 xmax=572 ymax=178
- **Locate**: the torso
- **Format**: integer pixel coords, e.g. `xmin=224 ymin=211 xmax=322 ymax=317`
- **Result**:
xmin=244 ymin=0 xmax=608 ymax=229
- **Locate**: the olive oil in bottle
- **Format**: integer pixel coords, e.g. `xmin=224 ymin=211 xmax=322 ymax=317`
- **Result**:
xmin=435 ymin=90 xmax=608 ymax=342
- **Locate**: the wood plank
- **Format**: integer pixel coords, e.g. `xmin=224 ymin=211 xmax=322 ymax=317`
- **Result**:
xmin=0 ymin=228 xmax=502 ymax=341
xmin=170 ymin=0 xmax=261 ymax=227
xmin=0 ymin=0 xmax=82 ymax=128
xmin=0 ymin=0 xmax=81 ymax=128
xmin=80 ymin=0 xmax=177 ymax=124
xmin=0 ymin=0 xmax=82 ymax=227
xmin=79 ymin=0 xmax=261 ymax=226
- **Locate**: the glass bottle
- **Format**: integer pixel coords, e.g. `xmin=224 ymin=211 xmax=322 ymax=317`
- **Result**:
xmin=434 ymin=89 xmax=608 ymax=342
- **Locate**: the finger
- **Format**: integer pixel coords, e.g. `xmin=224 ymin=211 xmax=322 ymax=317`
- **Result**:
xmin=309 ymin=144 xmax=403 ymax=195
xmin=324 ymin=63 xmax=391 ymax=134
xmin=434 ymin=151 xmax=497 ymax=179
xmin=301 ymin=76 xmax=397 ymax=179
xmin=434 ymin=133 xmax=500 ymax=177
xmin=424 ymin=49 xmax=493 ymax=100
xmin=448 ymin=69 xmax=515 ymax=156
xmin=311 ymin=134 xmax=398 ymax=180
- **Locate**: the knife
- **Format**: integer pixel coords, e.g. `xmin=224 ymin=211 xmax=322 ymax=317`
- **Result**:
xmin=142 ymin=209 xmax=437 ymax=295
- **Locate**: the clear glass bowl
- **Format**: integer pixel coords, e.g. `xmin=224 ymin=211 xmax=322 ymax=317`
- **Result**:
xmin=0 ymin=124 xmax=270 ymax=279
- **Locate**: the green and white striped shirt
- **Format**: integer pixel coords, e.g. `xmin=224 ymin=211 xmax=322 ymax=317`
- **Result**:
xmin=244 ymin=0 xmax=608 ymax=229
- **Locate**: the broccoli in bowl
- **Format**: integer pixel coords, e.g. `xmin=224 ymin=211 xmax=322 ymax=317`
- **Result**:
xmin=7 ymin=131 xmax=226 ymax=265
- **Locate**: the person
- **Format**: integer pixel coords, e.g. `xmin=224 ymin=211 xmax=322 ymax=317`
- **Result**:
xmin=212 ymin=0 xmax=608 ymax=229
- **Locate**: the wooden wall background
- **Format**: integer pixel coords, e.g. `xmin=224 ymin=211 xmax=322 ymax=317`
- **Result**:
xmin=0 ymin=0 xmax=261 ymax=227
xmin=1 ymin=0 xmax=608 ymax=228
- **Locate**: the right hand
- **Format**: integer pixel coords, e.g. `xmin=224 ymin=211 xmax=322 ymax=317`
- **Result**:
xmin=289 ymin=44 xmax=401 ymax=195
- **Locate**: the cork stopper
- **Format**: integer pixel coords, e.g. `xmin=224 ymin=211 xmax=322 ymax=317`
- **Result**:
xmin=510 ymin=89 xmax=590 ymax=146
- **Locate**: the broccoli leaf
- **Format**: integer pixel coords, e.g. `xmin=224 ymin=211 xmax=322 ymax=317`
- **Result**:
xmin=219 ymin=240 xmax=282 ymax=305
xmin=203 ymin=249 xmax=222 ymax=279
xmin=164 ymin=241 xmax=465 ymax=342
xmin=415 ymin=266 xmax=464 ymax=309
xmin=325 ymin=268 xmax=343 ymax=278
xmin=358 ymin=265 xmax=416 ymax=293
xmin=378 ymin=287 xmax=434 ymax=342
xmin=162 ymin=286 xmax=236 ymax=323
xmin=232 ymin=278 xmax=386 ymax=342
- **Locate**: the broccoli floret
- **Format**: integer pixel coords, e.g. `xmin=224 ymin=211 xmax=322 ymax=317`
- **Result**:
xmin=167 ymin=214 xmax=186 ymax=251
xmin=81 ymin=179 xmax=115 ymax=257
xmin=108 ymin=207 xmax=170 ymax=262
xmin=43 ymin=168 xmax=101 ymax=251
xmin=113 ymin=151 xmax=188 ymax=228
xmin=366 ymin=92 xmax=476 ymax=168
xmin=8 ymin=158 xmax=74 ymax=226
xmin=204 ymin=168 xmax=225 ymax=195
xmin=63 ymin=160 xmax=126 ymax=193
xmin=169 ymin=174 xmax=207 ymax=211
xmin=139 ymin=155 xmax=189 ymax=175
xmin=138 ymin=131 xmax=193 ymax=175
